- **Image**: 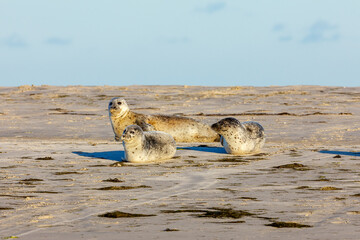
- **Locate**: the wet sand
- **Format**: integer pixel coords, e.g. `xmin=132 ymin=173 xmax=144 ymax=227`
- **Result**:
xmin=0 ymin=85 xmax=359 ymax=239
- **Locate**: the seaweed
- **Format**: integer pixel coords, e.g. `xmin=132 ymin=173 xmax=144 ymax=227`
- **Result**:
xmin=238 ymin=197 xmax=258 ymax=201
xmin=102 ymin=178 xmax=124 ymax=183
xmin=54 ymin=171 xmax=81 ymax=175
xmin=161 ymin=209 xmax=206 ymax=214
xmin=210 ymin=157 xmax=248 ymax=163
xmin=319 ymin=186 xmax=342 ymax=191
xmin=98 ymin=211 xmax=155 ymax=218
xmin=163 ymin=228 xmax=180 ymax=232
xmin=35 ymin=157 xmax=54 ymax=160
xmin=162 ymin=208 xmax=254 ymax=219
xmin=19 ymin=178 xmax=43 ymax=185
xmin=19 ymin=178 xmax=43 ymax=182
xmin=0 ymin=207 xmax=14 ymax=210
xmin=31 ymin=191 xmax=60 ymax=194
xmin=212 ymin=220 xmax=245 ymax=224
xmin=196 ymin=208 xmax=254 ymax=219
xmin=273 ymin=163 xmax=310 ymax=171
xmin=96 ymin=185 xmax=151 ymax=190
xmin=266 ymin=221 xmax=312 ymax=228
xmin=88 ymin=164 xmax=108 ymax=167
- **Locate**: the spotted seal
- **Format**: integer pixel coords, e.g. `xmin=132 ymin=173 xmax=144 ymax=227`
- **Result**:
xmin=108 ymin=98 xmax=220 ymax=143
xmin=211 ymin=117 xmax=265 ymax=155
xmin=121 ymin=125 xmax=176 ymax=163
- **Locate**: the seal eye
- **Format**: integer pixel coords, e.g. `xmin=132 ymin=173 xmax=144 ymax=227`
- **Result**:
xmin=130 ymin=130 xmax=135 ymax=134
xmin=109 ymin=102 xmax=113 ymax=106
xmin=117 ymin=101 xmax=122 ymax=105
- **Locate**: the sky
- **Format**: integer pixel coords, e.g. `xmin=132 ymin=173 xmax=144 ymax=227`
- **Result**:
xmin=1 ymin=0 xmax=360 ymax=87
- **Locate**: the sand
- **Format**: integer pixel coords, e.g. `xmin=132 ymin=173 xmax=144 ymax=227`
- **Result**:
xmin=0 ymin=85 xmax=359 ymax=239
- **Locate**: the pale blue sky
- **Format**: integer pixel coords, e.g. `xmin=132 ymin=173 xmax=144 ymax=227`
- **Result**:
xmin=1 ymin=0 xmax=359 ymax=87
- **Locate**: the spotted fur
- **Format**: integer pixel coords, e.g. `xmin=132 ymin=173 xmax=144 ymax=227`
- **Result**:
xmin=121 ymin=125 xmax=176 ymax=163
xmin=108 ymin=98 xmax=220 ymax=143
xmin=211 ymin=117 xmax=265 ymax=155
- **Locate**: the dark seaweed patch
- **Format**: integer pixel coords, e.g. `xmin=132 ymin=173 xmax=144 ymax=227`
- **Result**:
xmin=334 ymin=197 xmax=346 ymax=200
xmin=163 ymin=228 xmax=180 ymax=232
xmin=19 ymin=178 xmax=43 ymax=185
xmin=319 ymin=186 xmax=342 ymax=191
xmin=1 ymin=165 xmax=17 ymax=169
xmin=351 ymin=193 xmax=360 ymax=197
xmin=54 ymin=171 xmax=82 ymax=175
xmin=161 ymin=209 xmax=207 ymax=214
xmin=88 ymin=164 xmax=108 ymax=167
xmin=99 ymin=211 xmax=155 ymax=218
xmin=96 ymin=185 xmax=151 ymax=190
xmin=333 ymin=155 xmax=342 ymax=158
xmin=238 ymin=197 xmax=258 ymax=201
xmin=266 ymin=221 xmax=312 ymax=228
xmin=35 ymin=157 xmax=54 ymax=160
xmin=0 ymin=207 xmax=14 ymax=210
xmin=31 ymin=191 xmax=60 ymax=194
xmin=57 ymin=95 xmax=70 ymax=98
xmin=212 ymin=220 xmax=245 ymax=224
xmin=162 ymin=208 xmax=254 ymax=219
xmin=273 ymin=163 xmax=310 ymax=171
xmin=20 ymin=178 xmax=43 ymax=182
xmin=211 ymin=157 xmax=247 ymax=163
xmin=102 ymin=178 xmax=124 ymax=183
xmin=196 ymin=208 xmax=254 ymax=219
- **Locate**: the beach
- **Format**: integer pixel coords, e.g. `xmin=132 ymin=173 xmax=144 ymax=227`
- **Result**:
xmin=1 ymin=85 xmax=359 ymax=239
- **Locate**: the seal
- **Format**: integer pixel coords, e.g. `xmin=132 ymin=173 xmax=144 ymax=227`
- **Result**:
xmin=108 ymin=98 xmax=220 ymax=143
xmin=121 ymin=125 xmax=176 ymax=163
xmin=211 ymin=117 xmax=265 ymax=155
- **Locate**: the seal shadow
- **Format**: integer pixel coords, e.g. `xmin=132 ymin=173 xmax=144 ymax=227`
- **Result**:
xmin=319 ymin=150 xmax=360 ymax=157
xmin=179 ymin=146 xmax=227 ymax=154
xmin=73 ymin=151 xmax=125 ymax=162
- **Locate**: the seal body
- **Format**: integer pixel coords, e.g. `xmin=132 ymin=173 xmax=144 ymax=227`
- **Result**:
xmin=109 ymin=98 xmax=220 ymax=143
xmin=211 ymin=117 xmax=265 ymax=155
xmin=121 ymin=125 xmax=176 ymax=163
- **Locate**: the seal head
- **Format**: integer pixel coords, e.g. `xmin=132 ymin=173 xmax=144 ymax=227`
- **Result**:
xmin=109 ymin=98 xmax=130 ymax=119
